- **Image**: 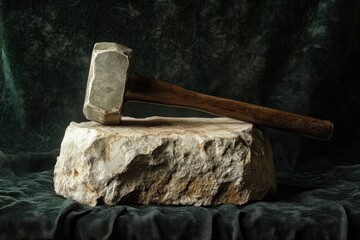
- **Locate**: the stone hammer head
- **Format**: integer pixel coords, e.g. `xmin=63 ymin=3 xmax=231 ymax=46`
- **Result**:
xmin=83 ymin=42 xmax=133 ymax=125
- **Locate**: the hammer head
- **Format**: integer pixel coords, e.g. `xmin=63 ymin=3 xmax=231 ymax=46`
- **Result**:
xmin=83 ymin=42 xmax=133 ymax=125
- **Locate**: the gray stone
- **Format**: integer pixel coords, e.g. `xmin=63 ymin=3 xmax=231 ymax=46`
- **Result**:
xmin=54 ymin=117 xmax=276 ymax=206
xmin=83 ymin=42 xmax=132 ymax=125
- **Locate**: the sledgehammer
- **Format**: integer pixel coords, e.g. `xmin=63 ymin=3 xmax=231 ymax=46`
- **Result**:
xmin=83 ymin=42 xmax=333 ymax=140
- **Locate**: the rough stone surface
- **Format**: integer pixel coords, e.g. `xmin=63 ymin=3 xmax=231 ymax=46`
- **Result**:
xmin=54 ymin=117 xmax=276 ymax=206
xmin=83 ymin=42 xmax=132 ymax=125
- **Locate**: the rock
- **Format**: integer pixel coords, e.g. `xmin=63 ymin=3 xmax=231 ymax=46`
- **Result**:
xmin=54 ymin=117 xmax=276 ymax=206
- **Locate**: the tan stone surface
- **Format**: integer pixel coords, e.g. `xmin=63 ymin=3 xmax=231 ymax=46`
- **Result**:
xmin=54 ymin=117 xmax=276 ymax=206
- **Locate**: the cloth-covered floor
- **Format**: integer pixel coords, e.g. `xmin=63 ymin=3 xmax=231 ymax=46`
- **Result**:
xmin=0 ymin=150 xmax=359 ymax=239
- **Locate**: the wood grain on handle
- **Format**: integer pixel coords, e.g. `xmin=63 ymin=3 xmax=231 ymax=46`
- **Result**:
xmin=126 ymin=72 xmax=334 ymax=140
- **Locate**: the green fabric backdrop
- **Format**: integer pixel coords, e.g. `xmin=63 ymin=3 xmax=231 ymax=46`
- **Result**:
xmin=1 ymin=1 xmax=360 ymax=239
xmin=0 ymin=0 xmax=359 ymax=169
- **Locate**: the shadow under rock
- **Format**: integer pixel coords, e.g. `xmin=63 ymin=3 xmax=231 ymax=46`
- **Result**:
xmin=263 ymin=182 xmax=317 ymax=202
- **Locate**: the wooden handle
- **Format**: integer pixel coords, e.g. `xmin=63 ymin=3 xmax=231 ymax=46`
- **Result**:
xmin=126 ymin=72 xmax=333 ymax=140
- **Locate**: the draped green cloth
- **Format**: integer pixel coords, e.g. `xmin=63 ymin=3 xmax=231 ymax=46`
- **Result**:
xmin=1 ymin=151 xmax=359 ymax=239
xmin=1 ymin=0 xmax=359 ymax=239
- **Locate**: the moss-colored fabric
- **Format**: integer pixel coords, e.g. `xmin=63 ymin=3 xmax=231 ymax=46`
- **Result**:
xmin=0 ymin=151 xmax=359 ymax=239
xmin=1 ymin=1 xmax=360 ymax=239
xmin=1 ymin=0 xmax=359 ymax=170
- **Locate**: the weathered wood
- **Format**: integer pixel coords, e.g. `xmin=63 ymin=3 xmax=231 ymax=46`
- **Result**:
xmin=126 ymin=72 xmax=333 ymax=140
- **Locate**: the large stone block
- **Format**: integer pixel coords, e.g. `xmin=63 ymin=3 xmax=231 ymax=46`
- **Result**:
xmin=54 ymin=117 xmax=276 ymax=206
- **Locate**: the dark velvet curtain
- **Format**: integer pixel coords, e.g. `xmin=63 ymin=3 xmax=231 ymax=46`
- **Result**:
xmin=1 ymin=0 xmax=360 ymax=171
xmin=1 ymin=0 xmax=360 ymax=239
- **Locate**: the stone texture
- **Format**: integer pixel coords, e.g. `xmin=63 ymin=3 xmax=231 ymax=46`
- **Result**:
xmin=83 ymin=42 xmax=132 ymax=125
xmin=54 ymin=117 xmax=276 ymax=206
